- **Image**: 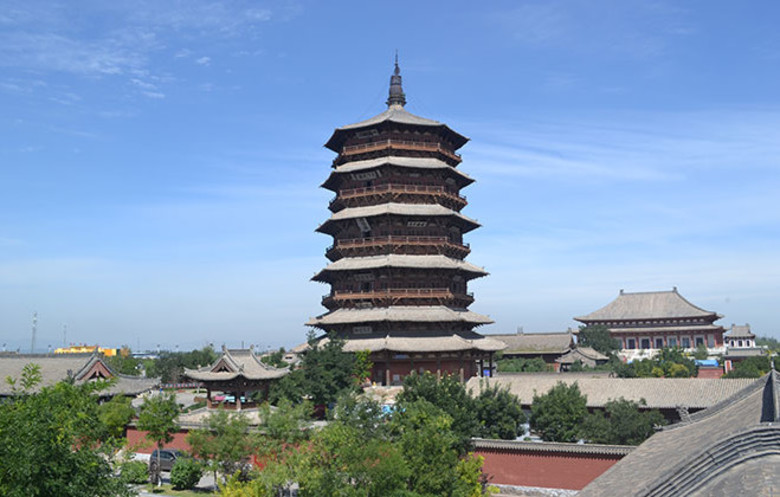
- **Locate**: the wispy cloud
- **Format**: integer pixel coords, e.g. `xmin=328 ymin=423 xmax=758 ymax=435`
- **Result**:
xmin=195 ymin=56 xmax=211 ymax=66
xmin=488 ymin=0 xmax=694 ymax=60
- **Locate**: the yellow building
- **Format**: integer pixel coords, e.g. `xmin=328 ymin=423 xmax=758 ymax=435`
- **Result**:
xmin=53 ymin=345 xmax=118 ymax=357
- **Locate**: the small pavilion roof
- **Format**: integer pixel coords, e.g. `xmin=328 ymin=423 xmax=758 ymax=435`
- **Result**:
xmin=0 ymin=352 xmax=158 ymax=396
xmin=487 ymin=331 xmax=574 ymax=355
xmin=184 ymin=347 xmax=289 ymax=382
xmin=556 ymin=347 xmax=609 ymax=365
xmin=578 ymin=370 xmax=780 ymax=496
xmin=725 ymin=323 xmax=755 ymax=339
xmin=307 ymin=305 xmax=494 ymax=327
xmin=576 ymin=288 xmax=721 ymax=322
xmin=321 ymin=157 xmax=475 ymax=190
xmin=312 ymin=254 xmax=487 ymax=282
xmin=468 ymin=374 xmax=760 ymax=410
xmin=316 ymin=202 xmax=480 ymax=235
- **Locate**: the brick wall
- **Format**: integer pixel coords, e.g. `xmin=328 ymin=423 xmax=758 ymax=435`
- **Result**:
xmin=475 ymin=441 xmax=630 ymax=490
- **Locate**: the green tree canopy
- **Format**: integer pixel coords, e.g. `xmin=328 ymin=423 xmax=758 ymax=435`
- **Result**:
xmin=188 ymin=408 xmax=255 ymax=483
xmin=0 ymin=364 xmax=131 ymax=497
xmin=577 ymin=325 xmax=620 ymax=355
xmin=396 ymin=372 xmax=479 ymax=455
xmin=530 ymin=382 xmax=588 ymax=442
xmin=724 ymin=355 xmax=772 ymax=378
xmin=137 ymin=391 xmax=179 ymax=482
xmin=580 ymin=397 xmax=665 ymax=445
xmin=474 ymin=384 xmax=526 ymax=440
xmin=98 ymin=394 xmax=136 ymax=439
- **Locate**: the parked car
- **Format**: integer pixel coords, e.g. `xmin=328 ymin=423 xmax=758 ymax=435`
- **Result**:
xmin=149 ymin=449 xmax=186 ymax=472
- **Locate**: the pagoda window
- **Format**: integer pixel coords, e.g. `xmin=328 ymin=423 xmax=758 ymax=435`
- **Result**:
xmin=681 ymin=337 xmax=691 ymax=348
xmin=668 ymin=337 xmax=678 ymax=347
xmin=738 ymin=340 xmax=743 ymax=347
xmin=640 ymin=338 xmax=651 ymax=350
xmin=654 ymin=338 xmax=664 ymax=349
xmin=626 ymin=338 xmax=636 ymax=349
xmin=695 ymin=336 xmax=704 ymax=347
xmin=708 ymin=335 xmax=715 ymax=347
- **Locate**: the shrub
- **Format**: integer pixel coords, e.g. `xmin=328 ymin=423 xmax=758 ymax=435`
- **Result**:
xmin=119 ymin=460 xmax=149 ymax=484
xmin=170 ymin=457 xmax=203 ymax=490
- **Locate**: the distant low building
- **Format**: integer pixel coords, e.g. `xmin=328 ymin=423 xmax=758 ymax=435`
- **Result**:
xmin=488 ymin=330 xmax=574 ymax=370
xmin=0 ymin=351 xmax=157 ymax=398
xmin=54 ymin=344 xmax=118 ymax=357
xmin=468 ymin=373 xmax=758 ymax=422
xmin=723 ymin=324 xmax=767 ymax=373
xmin=575 ymin=288 xmax=726 ymax=357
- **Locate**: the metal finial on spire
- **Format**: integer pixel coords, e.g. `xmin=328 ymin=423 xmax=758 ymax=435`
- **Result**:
xmin=386 ymin=52 xmax=406 ymax=107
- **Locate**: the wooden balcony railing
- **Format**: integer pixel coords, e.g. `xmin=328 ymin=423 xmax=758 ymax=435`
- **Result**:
xmin=340 ymin=139 xmax=461 ymax=162
xmin=329 ymin=183 xmax=466 ymax=208
xmin=322 ymin=288 xmax=474 ymax=306
xmin=326 ymin=235 xmax=470 ymax=253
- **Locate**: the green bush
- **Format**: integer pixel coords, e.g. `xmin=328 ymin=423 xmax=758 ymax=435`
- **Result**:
xmin=170 ymin=457 xmax=203 ymax=490
xmin=119 ymin=460 xmax=149 ymax=484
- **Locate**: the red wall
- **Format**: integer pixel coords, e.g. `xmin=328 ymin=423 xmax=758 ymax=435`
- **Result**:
xmin=126 ymin=427 xmax=192 ymax=454
xmin=476 ymin=447 xmax=625 ymax=490
xmin=696 ymin=367 xmax=724 ymax=379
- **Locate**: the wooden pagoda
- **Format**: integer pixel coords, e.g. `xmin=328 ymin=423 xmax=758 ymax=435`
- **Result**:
xmin=307 ymin=60 xmax=504 ymax=385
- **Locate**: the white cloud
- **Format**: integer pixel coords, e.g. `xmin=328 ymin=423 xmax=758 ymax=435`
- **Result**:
xmin=196 ymin=56 xmax=211 ymax=66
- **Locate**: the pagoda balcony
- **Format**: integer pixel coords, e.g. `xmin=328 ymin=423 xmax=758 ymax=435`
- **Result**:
xmin=325 ymin=235 xmax=471 ymax=261
xmin=337 ymin=139 xmax=461 ymax=164
xmin=329 ymin=183 xmax=467 ymax=211
xmin=322 ymin=288 xmax=474 ymax=310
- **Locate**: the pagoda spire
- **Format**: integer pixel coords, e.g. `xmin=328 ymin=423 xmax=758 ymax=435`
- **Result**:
xmin=386 ymin=53 xmax=407 ymax=108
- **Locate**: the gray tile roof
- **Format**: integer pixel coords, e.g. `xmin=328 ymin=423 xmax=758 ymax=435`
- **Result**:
xmin=184 ymin=347 xmax=289 ymax=382
xmin=316 ymin=332 xmax=506 ymax=353
xmin=324 ymin=105 xmax=469 ymax=152
xmin=487 ymin=332 xmax=574 ymax=354
xmin=317 ymin=203 xmax=480 ymax=234
xmin=312 ymin=254 xmax=488 ymax=281
xmin=473 ymin=438 xmax=634 ymax=457
xmin=307 ymin=305 xmax=494 ymax=326
xmin=576 ymin=288 xmax=720 ymax=322
xmin=725 ymin=323 xmax=755 ymax=338
xmin=579 ymin=370 xmax=780 ymax=497
xmin=327 ymin=156 xmax=474 ymax=182
xmin=467 ymin=374 xmax=759 ymax=409
xmin=556 ymin=347 xmax=608 ymax=365
xmin=0 ymin=353 xmax=158 ymax=396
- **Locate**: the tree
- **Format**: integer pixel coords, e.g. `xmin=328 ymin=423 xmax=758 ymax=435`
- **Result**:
xmin=580 ymin=398 xmax=665 ymax=445
xmin=530 ymin=382 xmax=587 ymax=442
xmin=0 ymin=363 xmax=132 ymax=497
xmin=495 ymin=356 xmax=552 ymax=373
xmin=613 ymin=347 xmax=697 ymax=378
xmin=578 ymin=325 xmax=620 ymax=355
xmin=724 ymin=355 xmax=772 ymax=378
xmin=137 ymin=392 xmax=179 ymax=484
xmin=396 ymin=372 xmax=479 ymax=454
xmin=473 ymin=384 xmax=526 ymax=440
xmin=269 ymin=332 xmax=357 ymax=409
xmin=756 ymin=336 xmax=779 ymax=353
xmin=98 ymin=394 xmax=136 ymax=439
xmin=260 ymin=347 xmax=288 ymax=369
xmin=188 ymin=408 xmax=256 ymax=484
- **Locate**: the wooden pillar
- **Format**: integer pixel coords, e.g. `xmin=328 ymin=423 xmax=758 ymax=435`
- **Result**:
xmin=236 ymin=391 xmax=242 ymax=411
xmin=436 ymin=355 xmax=442 ymax=379
xmin=385 ymin=351 xmax=391 ymax=386
xmin=479 ymin=358 xmax=484 ymax=377
xmin=458 ymin=353 xmax=464 ymax=382
xmin=489 ymin=352 xmax=494 ymax=378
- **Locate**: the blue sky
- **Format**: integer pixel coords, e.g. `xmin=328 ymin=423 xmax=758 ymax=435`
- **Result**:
xmin=1 ymin=1 xmax=779 ymax=352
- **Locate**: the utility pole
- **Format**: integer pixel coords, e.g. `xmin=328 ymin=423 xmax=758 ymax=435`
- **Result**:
xmin=30 ymin=312 xmax=37 ymax=354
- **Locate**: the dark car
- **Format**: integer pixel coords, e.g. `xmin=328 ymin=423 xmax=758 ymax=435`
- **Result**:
xmin=149 ymin=449 xmax=185 ymax=472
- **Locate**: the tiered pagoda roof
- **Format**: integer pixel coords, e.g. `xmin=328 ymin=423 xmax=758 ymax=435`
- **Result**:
xmin=309 ymin=60 xmax=502 ymax=369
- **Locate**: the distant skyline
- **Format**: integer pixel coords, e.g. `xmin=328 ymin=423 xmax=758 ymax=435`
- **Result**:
xmin=1 ymin=1 xmax=779 ymax=352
